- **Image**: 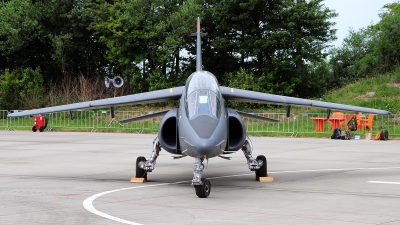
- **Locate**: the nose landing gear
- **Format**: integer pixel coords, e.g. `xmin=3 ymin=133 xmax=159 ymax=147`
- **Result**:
xmin=192 ymin=158 xmax=211 ymax=198
xmin=194 ymin=178 xmax=211 ymax=198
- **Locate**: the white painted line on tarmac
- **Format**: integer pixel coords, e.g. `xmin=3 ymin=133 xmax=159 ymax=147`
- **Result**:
xmin=83 ymin=181 xmax=188 ymax=225
xmin=368 ymin=181 xmax=400 ymax=185
xmin=83 ymin=166 xmax=400 ymax=225
xmin=268 ymin=166 xmax=400 ymax=174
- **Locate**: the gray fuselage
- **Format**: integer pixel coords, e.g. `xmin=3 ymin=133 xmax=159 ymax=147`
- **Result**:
xmin=178 ymin=71 xmax=228 ymax=159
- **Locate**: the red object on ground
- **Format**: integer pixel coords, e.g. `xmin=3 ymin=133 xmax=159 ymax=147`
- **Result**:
xmin=32 ymin=114 xmax=46 ymax=132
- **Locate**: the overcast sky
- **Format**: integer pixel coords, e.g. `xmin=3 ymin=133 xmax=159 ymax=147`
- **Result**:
xmin=323 ymin=0 xmax=396 ymax=48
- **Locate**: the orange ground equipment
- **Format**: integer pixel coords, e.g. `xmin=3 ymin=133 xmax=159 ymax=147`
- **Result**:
xmin=362 ymin=114 xmax=375 ymax=131
xmin=32 ymin=114 xmax=47 ymax=132
xmin=329 ymin=112 xmax=344 ymax=131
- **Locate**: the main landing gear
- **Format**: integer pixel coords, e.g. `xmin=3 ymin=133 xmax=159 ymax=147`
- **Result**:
xmin=242 ymin=136 xmax=267 ymax=181
xmin=135 ymin=137 xmax=161 ymax=181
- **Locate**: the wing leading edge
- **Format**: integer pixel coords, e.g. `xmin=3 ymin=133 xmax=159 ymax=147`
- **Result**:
xmin=7 ymin=86 xmax=185 ymax=117
xmin=220 ymin=86 xmax=391 ymax=115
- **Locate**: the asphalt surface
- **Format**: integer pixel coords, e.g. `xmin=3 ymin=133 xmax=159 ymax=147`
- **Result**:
xmin=0 ymin=131 xmax=399 ymax=225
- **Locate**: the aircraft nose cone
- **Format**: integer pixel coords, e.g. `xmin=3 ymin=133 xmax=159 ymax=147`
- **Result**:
xmin=191 ymin=138 xmax=225 ymax=159
xmin=197 ymin=142 xmax=213 ymax=156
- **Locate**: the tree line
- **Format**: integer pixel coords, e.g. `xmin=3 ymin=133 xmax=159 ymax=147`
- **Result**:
xmin=1 ymin=0 xmax=399 ymax=110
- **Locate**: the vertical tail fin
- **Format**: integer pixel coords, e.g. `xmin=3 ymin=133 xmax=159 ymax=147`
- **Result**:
xmin=196 ymin=17 xmax=202 ymax=72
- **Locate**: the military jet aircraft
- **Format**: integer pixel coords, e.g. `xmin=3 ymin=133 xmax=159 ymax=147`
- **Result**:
xmin=8 ymin=18 xmax=391 ymax=198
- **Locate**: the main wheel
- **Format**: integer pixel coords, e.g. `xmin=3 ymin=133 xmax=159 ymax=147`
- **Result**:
xmin=195 ymin=178 xmax=211 ymax=198
xmin=32 ymin=126 xmax=37 ymax=132
xmin=136 ymin=156 xmax=147 ymax=180
xmin=39 ymin=126 xmax=45 ymax=132
xmin=255 ymin=155 xmax=267 ymax=181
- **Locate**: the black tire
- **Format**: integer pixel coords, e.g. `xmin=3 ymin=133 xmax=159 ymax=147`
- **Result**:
xmin=39 ymin=126 xmax=44 ymax=132
xmin=195 ymin=185 xmax=202 ymax=197
xmin=32 ymin=126 xmax=37 ymax=132
xmin=136 ymin=156 xmax=147 ymax=180
xmin=255 ymin=155 xmax=267 ymax=181
xmin=195 ymin=178 xmax=211 ymax=198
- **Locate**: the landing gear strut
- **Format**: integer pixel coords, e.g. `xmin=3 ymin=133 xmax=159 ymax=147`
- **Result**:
xmin=241 ymin=136 xmax=267 ymax=181
xmin=136 ymin=137 xmax=161 ymax=181
xmin=192 ymin=158 xmax=211 ymax=198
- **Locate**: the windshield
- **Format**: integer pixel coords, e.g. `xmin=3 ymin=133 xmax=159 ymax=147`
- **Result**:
xmin=185 ymin=71 xmax=221 ymax=119
xmin=185 ymin=71 xmax=220 ymax=97
xmin=186 ymin=90 xmax=220 ymax=119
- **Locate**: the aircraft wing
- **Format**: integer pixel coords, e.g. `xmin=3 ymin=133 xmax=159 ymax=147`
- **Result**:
xmin=220 ymin=86 xmax=391 ymax=115
xmin=236 ymin=111 xmax=279 ymax=123
xmin=119 ymin=110 xmax=170 ymax=124
xmin=7 ymin=86 xmax=185 ymax=117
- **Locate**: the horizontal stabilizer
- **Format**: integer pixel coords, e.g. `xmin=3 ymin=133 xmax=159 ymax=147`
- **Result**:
xmin=237 ymin=111 xmax=280 ymax=123
xmin=119 ymin=110 xmax=170 ymax=124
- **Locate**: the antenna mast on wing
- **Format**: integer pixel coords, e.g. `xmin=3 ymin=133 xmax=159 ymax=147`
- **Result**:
xmin=196 ymin=17 xmax=202 ymax=72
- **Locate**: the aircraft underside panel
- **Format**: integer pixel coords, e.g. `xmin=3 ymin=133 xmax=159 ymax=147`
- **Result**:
xmin=226 ymin=108 xmax=246 ymax=153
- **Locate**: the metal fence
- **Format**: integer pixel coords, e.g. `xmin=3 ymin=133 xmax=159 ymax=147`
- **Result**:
xmin=0 ymin=110 xmax=8 ymax=130
xmin=373 ymin=114 xmax=399 ymax=137
xmin=95 ymin=110 xmax=160 ymax=132
xmin=47 ymin=110 xmax=96 ymax=132
xmin=244 ymin=113 xmax=296 ymax=136
xmin=2 ymin=109 xmax=399 ymax=137
xmin=7 ymin=110 xmax=33 ymax=131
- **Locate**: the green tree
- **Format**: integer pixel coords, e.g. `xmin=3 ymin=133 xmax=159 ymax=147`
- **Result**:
xmin=0 ymin=0 xmax=45 ymax=71
xmin=203 ymin=0 xmax=337 ymax=97
xmin=374 ymin=2 xmax=400 ymax=72
xmin=0 ymin=0 xmax=109 ymax=80
xmin=0 ymin=68 xmax=44 ymax=110
xmin=19 ymin=68 xmax=45 ymax=109
xmin=90 ymin=0 xmax=201 ymax=93
xmin=328 ymin=28 xmax=379 ymax=89
xmin=327 ymin=2 xmax=400 ymax=91
xmin=1 ymin=0 xmax=341 ymax=107
xmin=0 ymin=69 xmax=19 ymax=110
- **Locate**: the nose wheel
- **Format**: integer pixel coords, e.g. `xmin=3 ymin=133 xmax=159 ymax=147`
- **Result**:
xmin=194 ymin=178 xmax=211 ymax=198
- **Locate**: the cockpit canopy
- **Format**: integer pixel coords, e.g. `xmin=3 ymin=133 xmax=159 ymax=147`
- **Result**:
xmin=185 ymin=71 xmax=221 ymax=119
